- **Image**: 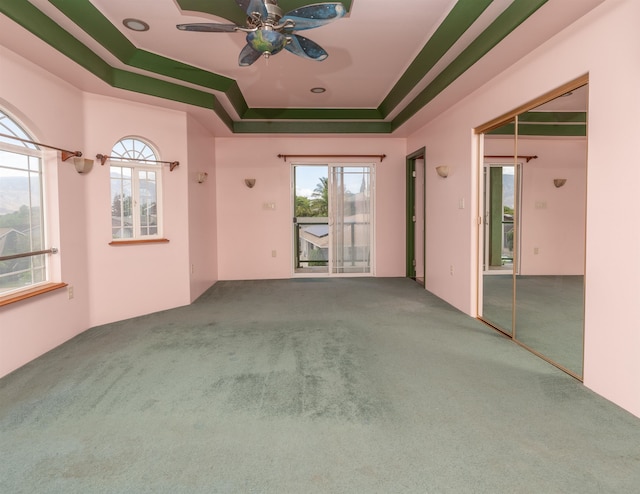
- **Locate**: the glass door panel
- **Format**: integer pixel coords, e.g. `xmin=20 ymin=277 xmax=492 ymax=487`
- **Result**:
xmin=293 ymin=165 xmax=329 ymax=274
xmin=330 ymin=166 xmax=372 ymax=274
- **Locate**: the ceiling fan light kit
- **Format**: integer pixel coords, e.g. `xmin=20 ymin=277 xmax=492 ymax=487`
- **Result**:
xmin=176 ymin=0 xmax=345 ymax=66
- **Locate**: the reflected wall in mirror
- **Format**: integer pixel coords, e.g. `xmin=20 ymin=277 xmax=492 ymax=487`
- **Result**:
xmin=477 ymin=78 xmax=587 ymax=379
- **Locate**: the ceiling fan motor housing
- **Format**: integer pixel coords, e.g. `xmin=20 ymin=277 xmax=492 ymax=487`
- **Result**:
xmin=264 ymin=0 xmax=283 ymax=25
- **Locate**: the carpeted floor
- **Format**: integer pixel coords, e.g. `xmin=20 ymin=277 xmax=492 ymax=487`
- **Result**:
xmin=1 ymin=278 xmax=639 ymax=493
xmin=483 ymin=274 xmax=584 ymax=376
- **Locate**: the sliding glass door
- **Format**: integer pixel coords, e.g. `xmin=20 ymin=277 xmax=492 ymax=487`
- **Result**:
xmin=293 ymin=164 xmax=374 ymax=276
xmin=330 ymin=166 xmax=372 ymax=274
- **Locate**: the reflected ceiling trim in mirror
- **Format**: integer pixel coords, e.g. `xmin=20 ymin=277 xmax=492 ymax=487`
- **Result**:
xmin=474 ymin=74 xmax=588 ymax=134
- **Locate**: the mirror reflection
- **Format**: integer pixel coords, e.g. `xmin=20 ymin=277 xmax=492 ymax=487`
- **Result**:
xmin=479 ymin=82 xmax=587 ymax=379
xmin=482 ymin=120 xmax=516 ymax=335
xmin=515 ymin=86 xmax=587 ymax=377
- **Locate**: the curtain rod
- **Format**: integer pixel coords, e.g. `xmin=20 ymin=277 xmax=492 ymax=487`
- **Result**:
xmin=0 ymin=132 xmax=82 ymax=161
xmin=278 ymin=154 xmax=386 ymax=162
xmin=96 ymin=154 xmax=179 ymax=171
xmin=485 ymin=154 xmax=538 ymax=163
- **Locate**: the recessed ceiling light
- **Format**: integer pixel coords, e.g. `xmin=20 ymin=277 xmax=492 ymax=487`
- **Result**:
xmin=123 ymin=18 xmax=150 ymax=32
xmin=310 ymin=87 xmax=326 ymax=94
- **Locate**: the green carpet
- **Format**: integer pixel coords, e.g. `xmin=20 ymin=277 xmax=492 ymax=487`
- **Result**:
xmin=1 ymin=278 xmax=639 ymax=493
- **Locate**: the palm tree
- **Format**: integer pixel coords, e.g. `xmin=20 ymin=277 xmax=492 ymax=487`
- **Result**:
xmin=311 ymin=177 xmax=328 ymax=216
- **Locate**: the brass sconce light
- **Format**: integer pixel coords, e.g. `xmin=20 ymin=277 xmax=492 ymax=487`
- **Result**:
xmin=435 ymin=165 xmax=449 ymax=178
xmin=245 ymin=178 xmax=256 ymax=188
xmin=553 ymin=179 xmax=567 ymax=188
xmin=197 ymin=172 xmax=208 ymax=184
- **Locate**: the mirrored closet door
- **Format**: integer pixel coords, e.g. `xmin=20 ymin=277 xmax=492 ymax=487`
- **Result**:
xmin=477 ymin=77 xmax=588 ymax=379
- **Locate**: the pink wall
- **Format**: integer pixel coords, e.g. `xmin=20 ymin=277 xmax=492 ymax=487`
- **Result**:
xmin=83 ymin=94 xmax=193 ymax=326
xmin=518 ymin=138 xmax=587 ymax=275
xmin=215 ymin=137 xmax=406 ymax=280
xmin=187 ymin=115 xmax=218 ymax=301
xmin=0 ymin=48 xmax=90 ymax=377
xmin=484 ymin=137 xmax=587 ymax=276
xmin=408 ymin=0 xmax=640 ymax=417
xmin=0 ymin=48 xmax=217 ymax=378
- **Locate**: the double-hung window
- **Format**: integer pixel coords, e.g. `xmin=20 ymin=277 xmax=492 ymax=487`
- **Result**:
xmin=0 ymin=110 xmax=47 ymax=296
xmin=110 ymin=137 xmax=162 ymax=240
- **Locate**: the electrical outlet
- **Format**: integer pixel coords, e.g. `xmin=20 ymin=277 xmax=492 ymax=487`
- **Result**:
xmin=68 ymin=285 xmax=74 ymax=299
xmin=272 ymin=250 xmax=277 ymax=258
xmin=450 ymin=265 xmax=454 ymax=276
xmin=191 ymin=263 xmax=194 ymax=274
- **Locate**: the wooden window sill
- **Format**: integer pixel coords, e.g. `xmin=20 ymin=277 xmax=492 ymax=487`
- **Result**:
xmin=109 ymin=238 xmax=170 ymax=246
xmin=0 ymin=282 xmax=68 ymax=308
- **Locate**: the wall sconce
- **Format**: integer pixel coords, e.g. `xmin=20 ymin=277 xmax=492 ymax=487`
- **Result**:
xmin=553 ymin=179 xmax=567 ymax=188
xmin=73 ymin=156 xmax=94 ymax=174
xmin=435 ymin=165 xmax=449 ymax=178
xmin=244 ymin=178 xmax=256 ymax=188
xmin=197 ymin=172 xmax=208 ymax=184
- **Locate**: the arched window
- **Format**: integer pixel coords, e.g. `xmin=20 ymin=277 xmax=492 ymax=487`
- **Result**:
xmin=0 ymin=109 xmax=46 ymax=295
xmin=109 ymin=137 xmax=163 ymax=240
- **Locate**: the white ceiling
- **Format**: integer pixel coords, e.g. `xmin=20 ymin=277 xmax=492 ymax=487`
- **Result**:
xmin=0 ymin=0 xmax=604 ymax=137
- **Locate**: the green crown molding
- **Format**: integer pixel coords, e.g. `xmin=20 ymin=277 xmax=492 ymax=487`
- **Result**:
xmin=0 ymin=0 xmax=550 ymax=134
xmin=519 ymin=111 xmax=587 ymax=123
xmin=486 ymin=112 xmax=588 ymax=136
xmin=242 ymin=108 xmax=382 ymax=120
xmin=1 ymin=0 xmax=235 ymax=131
xmin=379 ymin=0 xmax=493 ymax=118
xmin=391 ymin=0 xmax=549 ymax=132
xmin=47 ymin=0 xmax=248 ymax=117
xmin=233 ymin=120 xmax=391 ymax=134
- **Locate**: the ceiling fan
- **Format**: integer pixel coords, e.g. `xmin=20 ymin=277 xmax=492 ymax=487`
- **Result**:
xmin=176 ymin=0 xmax=346 ymax=66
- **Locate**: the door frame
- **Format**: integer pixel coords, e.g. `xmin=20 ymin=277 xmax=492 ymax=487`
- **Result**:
xmin=406 ymin=148 xmax=426 ymax=279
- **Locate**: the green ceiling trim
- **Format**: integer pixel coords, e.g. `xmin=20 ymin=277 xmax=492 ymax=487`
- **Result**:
xmin=175 ymin=0 xmax=353 ymax=26
xmin=233 ymin=121 xmax=391 ymax=134
xmin=488 ymin=123 xmax=586 ymax=137
xmin=1 ymin=0 xmax=553 ymax=134
xmin=0 ymin=0 xmax=234 ymax=131
xmin=48 ymin=0 xmax=247 ymax=116
xmin=519 ymin=111 xmax=587 ymax=123
xmin=242 ymin=108 xmax=382 ymax=120
xmin=47 ymin=0 xmax=136 ymax=61
xmin=391 ymin=0 xmax=549 ymax=132
xmin=0 ymin=0 xmax=112 ymax=82
xmin=379 ymin=0 xmax=493 ymax=118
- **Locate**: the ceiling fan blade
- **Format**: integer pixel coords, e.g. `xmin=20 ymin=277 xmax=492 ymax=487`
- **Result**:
xmin=239 ymin=43 xmax=263 ymax=66
xmin=285 ymin=34 xmax=328 ymax=61
xmin=236 ymin=0 xmax=268 ymax=19
xmin=176 ymin=23 xmax=238 ymax=33
xmin=282 ymin=3 xmax=346 ymax=32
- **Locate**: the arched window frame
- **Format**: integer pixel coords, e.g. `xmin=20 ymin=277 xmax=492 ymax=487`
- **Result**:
xmin=109 ymin=137 xmax=164 ymax=242
xmin=0 ymin=109 xmax=49 ymax=297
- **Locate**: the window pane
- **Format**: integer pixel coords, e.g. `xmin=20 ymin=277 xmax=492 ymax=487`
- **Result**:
xmin=138 ymin=170 xmax=157 ymax=236
xmin=110 ymin=166 xmax=133 ymax=239
xmin=0 ymin=149 xmax=45 ymax=294
xmin=110 ymin=137 xmax=161 ymax=240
